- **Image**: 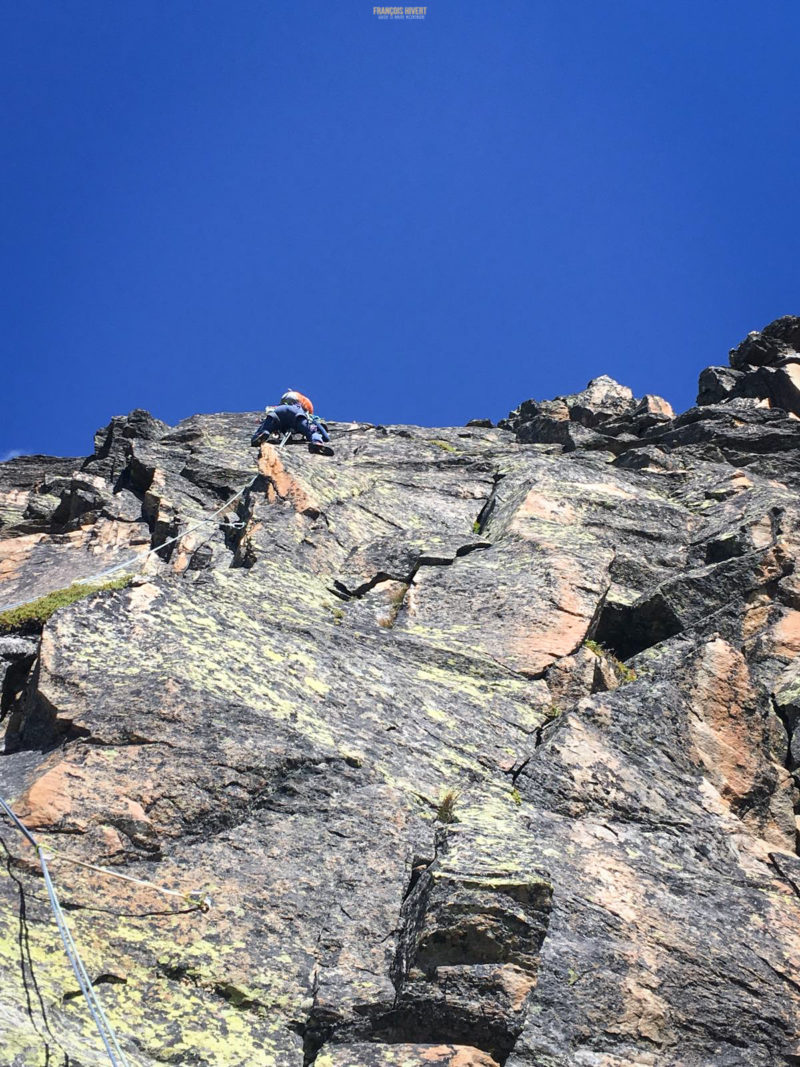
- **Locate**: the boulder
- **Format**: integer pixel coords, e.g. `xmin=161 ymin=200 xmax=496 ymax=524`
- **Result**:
xmin=697 ymin=365 xmax=745 ymax=405
xmin=729 ymin=315 xmax=800 ymax=370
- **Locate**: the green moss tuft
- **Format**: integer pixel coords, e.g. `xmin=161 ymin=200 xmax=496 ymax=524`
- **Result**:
xmin=428 ymin=439 xmax=458 ymax=453
xmin=583 ymin=639 xmax=637 ymax=683
xmin=0 ymin=575 xmax=133 ymax=633
xmin=614 ymin=661 xmax=637 ymax=683
xmin=436 ymin=788 xmax=460 ymax=823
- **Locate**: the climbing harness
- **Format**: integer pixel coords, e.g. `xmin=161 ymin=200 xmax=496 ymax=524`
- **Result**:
xmin=0 ymin=795 xmax=132 ymax=1066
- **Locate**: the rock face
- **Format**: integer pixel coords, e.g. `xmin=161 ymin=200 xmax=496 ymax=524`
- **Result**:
xmin=700 ymin=314 xmax=800 ymax=417
xmin=1 ymin=321 xmax=800 ymax=1066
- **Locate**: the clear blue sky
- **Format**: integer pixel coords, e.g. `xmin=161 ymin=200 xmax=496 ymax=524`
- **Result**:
xmin=3 ymin=1 xmax=800 ymax=459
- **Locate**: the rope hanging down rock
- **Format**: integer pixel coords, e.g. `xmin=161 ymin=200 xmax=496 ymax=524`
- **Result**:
xmin=0 ymin=795 xmax=131 ymax=1067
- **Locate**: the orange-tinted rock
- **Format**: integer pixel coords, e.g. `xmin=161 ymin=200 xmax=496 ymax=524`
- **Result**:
xmin=680 ymin=638 xmax=795 ymax=849
xmin=636 ymin=394 xmax=674 ymax=419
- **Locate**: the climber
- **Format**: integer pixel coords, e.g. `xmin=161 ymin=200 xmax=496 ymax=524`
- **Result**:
xmin=250 ymin=389 xmax=334 ymax=456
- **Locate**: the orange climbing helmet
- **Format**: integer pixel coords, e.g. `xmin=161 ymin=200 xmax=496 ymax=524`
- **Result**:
xmin=280 ymin=389 xmax=314 ymax=414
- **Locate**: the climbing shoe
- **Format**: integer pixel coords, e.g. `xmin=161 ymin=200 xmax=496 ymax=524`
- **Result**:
xmin=308 ymin=441 xmax=334 ymax=457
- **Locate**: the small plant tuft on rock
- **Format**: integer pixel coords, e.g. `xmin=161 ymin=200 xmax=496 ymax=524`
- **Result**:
xmin=377 ymin=583 xmax=408 ymax=630
xmin=614 ymin=660 xmax=637 ymax=684
xmin=583 ymin=640 xmax=637 ymax=684
xmin=429 ymin=439 xmax=457 ymax=453
xmin=511 ymin=787 xmax=522 ymax=806
xmin=436 ymin=788 xmax=460 ymax=824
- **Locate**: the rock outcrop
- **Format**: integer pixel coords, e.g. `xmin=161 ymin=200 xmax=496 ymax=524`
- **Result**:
xmin=700 ymin=314 xmax=800 ymax=417
xmin=1 ymin=319 xmax=800 ymax=1066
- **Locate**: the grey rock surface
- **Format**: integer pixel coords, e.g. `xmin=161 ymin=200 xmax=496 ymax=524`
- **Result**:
xmin=0 ymin=323 xmax=800 ymax=1065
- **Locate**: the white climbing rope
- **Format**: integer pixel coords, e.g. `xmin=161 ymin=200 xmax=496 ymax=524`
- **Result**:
xmin=72 ymin=432 xmax=297 ymax=589
xmin=71 ymin=472 xmax=260 ymax=587
xmin=0 ymin=796 xmax=131 ymax=1067
xmin=0 ymin=436 xmax=302 ymax=614
xmin=41 ymin=844 xmax=211 ymax=910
